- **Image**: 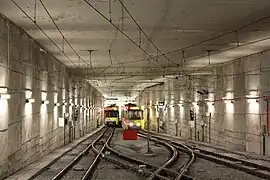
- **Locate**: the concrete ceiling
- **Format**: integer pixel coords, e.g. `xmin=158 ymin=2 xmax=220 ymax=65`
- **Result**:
xmin=1 ymin=0 xmax=270 ymax=98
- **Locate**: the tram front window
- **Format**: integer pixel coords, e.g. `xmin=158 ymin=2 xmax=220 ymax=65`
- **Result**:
xmin=127 ymin=110 xmax=143 ymax=120
xmin=104 ymin=111 xmax=118 ymax=117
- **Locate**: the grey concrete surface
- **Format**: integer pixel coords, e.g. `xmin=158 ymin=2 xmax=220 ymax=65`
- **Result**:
xmin=0 ymin=14 xmax=103 ymax=179
xmin=138 ymin=50 xmax=270 ymax=156
xmin=1 ymin=0 xmax=270 ymax=178
xmin=5 ymin=126 xmax=103 ymax=180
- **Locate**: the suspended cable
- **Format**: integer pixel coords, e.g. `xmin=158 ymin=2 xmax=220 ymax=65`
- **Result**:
xmin=83 ymin=0 xmax=164 ymax=68
xmin=142 ymin=14 xmax=270 ymax=60
xmin=11 ymin=0 xmax=78 ymax=67
xmin=117 ymin=0 xmax=178 ymax=66
xmin=39 ymin=0 xmax=93 ymax=68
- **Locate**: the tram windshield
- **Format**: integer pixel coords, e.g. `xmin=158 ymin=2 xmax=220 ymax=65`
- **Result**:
xmin=127 ymin=110 xmax=143 ymax=120
xmin=104 ymin=111 xmax=119 ymax=118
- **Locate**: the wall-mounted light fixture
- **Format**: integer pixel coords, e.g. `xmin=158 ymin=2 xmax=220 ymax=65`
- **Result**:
xmin=26 ymin=98 xmax=35 ymax=103
xmin=247 ymin=99 xmax=259 ymax=103
xmin=0 ymin=93 xmax=11 ymax=100
xmin=42 ymin=100 xmax=49 ymax=104
xmin=246 ymin=91 xmax=259 ymax=103
xmin=54 ymin=103 xmax=60 ymax=106
xmin=63 ymin=102 xmax=67 ymax=106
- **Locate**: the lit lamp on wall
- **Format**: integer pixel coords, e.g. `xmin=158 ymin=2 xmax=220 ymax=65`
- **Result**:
xmin=42 ymin=100 xmax=49 ymax=104
xmin=26 ymin=98 xmax=35 ymax=103
xmin=63 ymin=102 xmax=67 ymax=106
xmin=54 ymin=102 xmax=60 ymax=106
xmin=0 ymin=93 xmax=11 ymax=100
xmin=246 ymin=91 xmax=259 ymax=103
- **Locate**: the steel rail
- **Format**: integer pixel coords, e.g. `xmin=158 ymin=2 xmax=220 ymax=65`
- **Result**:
xmin=137 ymin=134 xmax=179 ymax=180
xmin=105 ymin=142 xmax=195 ymax=180
xmin=81 ymin=128 xmax=115 ymax=180
xmin=49 ymin=127 xmax=108 ymax=180
xmin=103 ymin=155 xmax=171 ymax=180
xmin=142 ymin=130 xmax=270 ymax=179
xmin=139 ymin=130 xmax=196 ymax=180
xmin=175 ymin=143 xmax=195 ymax=180
xmin=29 ymin=126 xmax=106 ymax=180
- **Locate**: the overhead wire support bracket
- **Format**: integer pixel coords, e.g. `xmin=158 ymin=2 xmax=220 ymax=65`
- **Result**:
xmin=117 ymin=0 xmax=177 ymax=66
xmin=235 ymin=30 xmax=240 ymax=47
xmin=108 ymin=0 xmax=112 ymax=22
xmin=33 ymin=0 xmax=37 ymax=23
xmin=38 ymin=0 xmax=92 ymax=68
xmin=108 ymin=50 xmax=112 ymax=65
xmin=11 ymin=0 xmax=78 ymax=67
xmin=62 ymin=36 xmax=65 ymax=52
xmin=83 ymin=0 xmax=165 ymax=68
xmin=139 ymin=28 xmax=142 ymax=48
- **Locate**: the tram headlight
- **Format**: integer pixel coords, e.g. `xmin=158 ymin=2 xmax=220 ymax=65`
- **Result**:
xmin=129 ymin=122 xmax=134 ymax=127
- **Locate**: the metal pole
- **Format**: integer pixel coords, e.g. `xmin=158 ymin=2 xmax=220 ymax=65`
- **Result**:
xmin=209 ymin=113 xmax=211 ymax=143
xmin=147 ymin=110 xmax=153 ymax=154
xmin=194 ymin=111 xmax=197 ymax=140
xmin=64 ymin=124 xmax=66 ymax=145
xmin=262 ymin=125 xmax=266 ymax=155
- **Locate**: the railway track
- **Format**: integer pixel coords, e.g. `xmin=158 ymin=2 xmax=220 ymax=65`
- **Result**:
xmin=140 ymin=130 xmax=270 ymax=179
xmin=33 ymin=126 xmax=269 ymax=180
xmin=32 ymin=127 xmax=106 ymax=180
xmin=102 ymin=129 xmax=195 ymax=180
xmin=34 ymin=127 xmax=196 ymax=180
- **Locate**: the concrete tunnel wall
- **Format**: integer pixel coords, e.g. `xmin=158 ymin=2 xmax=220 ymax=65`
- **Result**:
xmin=137 ymin=50 xmax=270 ymax=156
xmin=0 ymin=15 xmax=103 ymax=178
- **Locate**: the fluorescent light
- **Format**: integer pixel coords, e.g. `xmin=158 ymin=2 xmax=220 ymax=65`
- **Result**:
xmin=54 ymin=103 xmax=60 ymax=106
xmin=0 ymin=93 xmax=11 ymax=99
xmin=26 ymin=98 xmax=35 ymax=103
xmin=42 ymin=100 xmax=49 ymax=104
xmin=189 ymin=72 xmax=212 ymax=76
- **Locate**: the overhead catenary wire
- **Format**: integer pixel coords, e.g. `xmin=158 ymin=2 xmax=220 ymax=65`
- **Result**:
xmin=95 ymin=31 xmax=270 ymax=77
xmin=11 ymin=0 xmax=78 ymax=67
xmin=142 ymin=14 xmax=270 ymax=61
xmin=39 ymin=0 xmax=94 ymax=71
xmin=117 ymin=0 xmax=178 ymax=66
xmin=83 ymin=0 xmax=165 ymax=68
xmin=103 ymin=13 xmax=270 ymax=69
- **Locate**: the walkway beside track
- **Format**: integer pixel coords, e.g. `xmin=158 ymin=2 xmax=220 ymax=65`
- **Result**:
xmin=5 ymin=126 xmax=104 ymax=180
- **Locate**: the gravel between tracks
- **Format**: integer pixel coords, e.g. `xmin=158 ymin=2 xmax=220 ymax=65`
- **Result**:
xmin=110 ymin=129 xmax=171 ymax=167
xmin=91 ymin=159 xmax=142 ymax=180
xmin=33 ymin=129 xmax=105 ymax=180
xmin=61 ymin=150 xmax=97 ymax=180
xmin=187 ymin=156 xmax=266 ymax=180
